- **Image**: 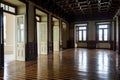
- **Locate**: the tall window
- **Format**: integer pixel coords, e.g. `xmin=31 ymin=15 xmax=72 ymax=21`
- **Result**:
xmin=78 ymin=27 xmax=87 ymax=41
xmin=98 ymin=24 xmax=109 ymax=41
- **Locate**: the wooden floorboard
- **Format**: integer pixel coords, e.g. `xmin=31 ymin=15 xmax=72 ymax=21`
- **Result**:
xmin=0 ymin=48 xmax=120 ymax=80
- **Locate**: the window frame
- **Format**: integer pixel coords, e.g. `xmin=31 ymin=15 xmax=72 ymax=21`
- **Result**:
xmin=96 ymin=23 xmax=111 ymax=42
xmin=76 ymin=25 xmax=88 ymax=42
xmin=0 ymin=1 xmax=17 ymax=15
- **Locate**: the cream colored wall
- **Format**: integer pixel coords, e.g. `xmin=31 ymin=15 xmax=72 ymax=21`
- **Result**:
xmin=88 ymin=21 xmax=96 ymax=40
xmin=96 ymin=43 xmax=110 ymax=48
xmin=4 ymin=12 xmax=15 ymax=53
xmin=17 ymin=5 xmax=26 ymax=15
xmin=54 ymin=21 xmax=59 ymax=26
xmin=41 ymin=16 xmax=47 ymax=22
xmin=77 ymin=42 xmax=87 ymax=48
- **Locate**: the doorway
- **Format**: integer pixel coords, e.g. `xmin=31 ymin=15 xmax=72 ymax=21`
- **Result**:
xmin=3 ymin=12 xmax=15 ymax=64
xmin=52 ymin=17 xmax=60 ymax=52
xmin=0 ymin=1 xmax=26 ymax=67
xmin=36 ymin=9 xmax=48 ymax=55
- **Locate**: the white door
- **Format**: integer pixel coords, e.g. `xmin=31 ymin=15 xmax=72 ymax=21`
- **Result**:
xmin=15 ymin=15 xmax=25 ymax=61
xmin=37 ymin=22 xmax=47 ymax=54
xmin=53 ymin=26 xmax=59 ymax=51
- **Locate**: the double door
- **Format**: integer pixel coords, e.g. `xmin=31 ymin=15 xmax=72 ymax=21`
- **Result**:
xmin=0 ymin=8 xmax=26 ymax=68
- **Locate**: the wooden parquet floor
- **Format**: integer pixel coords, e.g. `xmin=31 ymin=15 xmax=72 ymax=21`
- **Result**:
xmin=0 ymin=48 xmax=120 ymax=80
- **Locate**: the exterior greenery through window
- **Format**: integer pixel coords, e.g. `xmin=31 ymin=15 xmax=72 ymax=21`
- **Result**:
xmin=97 ymin=24 xmax=110 ymax=41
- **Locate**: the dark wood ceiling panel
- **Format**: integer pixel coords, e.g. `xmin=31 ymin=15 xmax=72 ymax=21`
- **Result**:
xmin=31 ymin=0 xmax=120 ymax=22
xmin=53 ymin=0 xmax=120 ymax=21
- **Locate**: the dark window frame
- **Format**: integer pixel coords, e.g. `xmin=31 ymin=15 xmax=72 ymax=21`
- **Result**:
xmin=76 ymin=25 xmax=87 ymax=42
xmin=97 ymin=23 xmax=111 ymax=42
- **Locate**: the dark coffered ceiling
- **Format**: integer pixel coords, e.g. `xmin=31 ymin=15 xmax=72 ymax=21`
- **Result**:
xmin=31 ymin=0 xmax=120 ymax=22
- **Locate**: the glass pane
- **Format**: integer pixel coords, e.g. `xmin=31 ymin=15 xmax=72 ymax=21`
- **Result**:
xmin=104 ymin=29 xmax=108 ymax=41
xmin=99 ymin=25 xmax=108 ymax=28
xmin=17 ymin=17 xmax=23 ymax=25
xmin=9 ymin=6 xmax=15 ymax=13
xmin=79 ymin=27 xmax=86 ymax=30
xmin=1 ymin=3 xmax=5 ymax=9
xmin=79 ymin=31 xmax=82 ymax=41
xmin=83 ymin=30 xmax=86 ymax=41
xmin=5 ymin=5 xmax=8 ymax=11
xmin=21 ymin=30 xmax=24 ymax=42
xmin=20 ymin=24 xmax=24 ymax=29
xmin=18 ymin=30 xmax=20 ymax=42
xmin=99 ymin=29 xmax=103 ymax=41
xmin=17 ymin=16 xmax=24 ymax=43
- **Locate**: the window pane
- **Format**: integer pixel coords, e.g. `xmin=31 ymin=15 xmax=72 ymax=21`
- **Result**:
xmin=20 ymin=24 xmax=24 ymax=29
xmin=104 ymin=29 xmax=108 ymax=41
xmin=79 ymin=27 xmax=86 ymax=30
xmin=99 ymin=25 xmax=108 ymax=28
xmin=21 ymin=30 xmax=24 ymax=42
xmin=83 ymin=30 xmax=86 ymax=41
xmin=18 ymin=30 xmax=20 ymax=42
xmin=1 ymin=3 xmax=5 ymax=9
xmin=9 ymin=6 xmax=15 ymax=13
xmin=5 ymin=5 xmax=8 ymax=11
xmin=99 ymin=29 xmax=103 ymax=41
xmin=79 ymin=31 xmax=82 ymax=41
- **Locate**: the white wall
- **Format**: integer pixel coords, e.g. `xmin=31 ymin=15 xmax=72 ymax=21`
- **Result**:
xmin=4 ymin=12 xmax=15 ymax=53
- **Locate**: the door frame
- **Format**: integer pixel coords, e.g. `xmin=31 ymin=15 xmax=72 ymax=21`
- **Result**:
xmin=34 ymin=7 xmax=49 ymax=55
xmin=52 ymin=16 xmax=60 ymax=52
xmin=0 ymin=8 xmax=4 ymax=68
xmin=1 ymin=0 xmax=28 ymax=62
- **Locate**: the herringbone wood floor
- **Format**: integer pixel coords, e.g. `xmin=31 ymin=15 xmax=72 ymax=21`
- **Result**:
xmin=0 ymin=48 xmax=119 ymax=80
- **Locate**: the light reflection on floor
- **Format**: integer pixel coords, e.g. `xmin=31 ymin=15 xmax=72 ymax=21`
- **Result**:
xmin=0 ymin=48 xmax=119 ymax=80
xmin=97 ymin=51 xmax=109 ymax=74
xmin=77 ymin=50 xmax=88 ymax=72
